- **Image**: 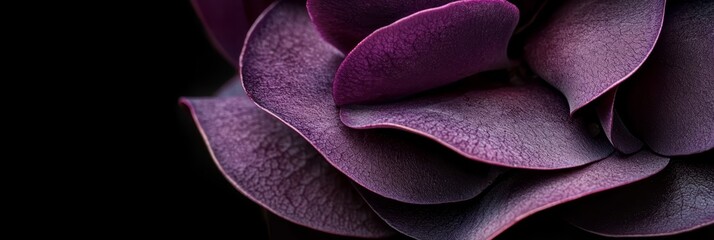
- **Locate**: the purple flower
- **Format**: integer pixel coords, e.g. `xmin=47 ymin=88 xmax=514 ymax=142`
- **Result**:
xmin=183 ymin=0 xmax=713 ymax=239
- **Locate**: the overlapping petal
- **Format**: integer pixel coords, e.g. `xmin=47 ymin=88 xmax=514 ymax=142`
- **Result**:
xmin=622 ymin=0 xmax=714 ymax=156
xmin=181 ymin=96 xmax=394 ymax=237
xmin=340 ymin=79 xmax=612 ymax=169
xmin=191 ymin=0 xmax=272 ymax=67
xmin=564 ymin=154 xmax=713 ymax=237
xmin=332 ymin=0 xmax=519 ymax=105
xmin=307 ymin=0 xmax=457 ymax=53
xmin=241 ymin=0 xmax=497 ymax=204
xmin=525 ymin=0 xmax=665 ymax=113
xmin=595 ymin=90 xmax=643 ymax=154
xmin=358 ymin=151 xmax=669 ymax=240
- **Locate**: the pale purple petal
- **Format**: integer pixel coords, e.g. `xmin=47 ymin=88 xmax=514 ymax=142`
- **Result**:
xmin=332 ymin=0 xmax=519 ymax=105
xmin=622 ymin=0 xmax=714 ymax=156
xmin=524 ymin=0 xmax=665 ymax=113
xmin=564 ymin=153 xmax=713 ymax=237
xmin=214 ymin=75 xmax=246 ymax=97
xmin=595 ymin=89 xmax=643 ymax=154
xmin=307 ymin=0 xmax=456 ymax=53
xmin=359 ymin=151 xmax=669 ymax=240
xmin=241 ymin=1 xmax=497 ymax=204
xmin=180 ymin=96 xmax=394 ymax=238
xmin=340 ymin=80 xmax=612 ymax=169
xmin=191 ymin=0 xmax=270 ymax=67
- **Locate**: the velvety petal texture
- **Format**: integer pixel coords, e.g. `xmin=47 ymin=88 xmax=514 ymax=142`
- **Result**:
xmin=307 ymin=0 xmax=456 ymax=53
xmin=191 ymin=0 xmax=271 ymax=67
xmin=359 ymin=151 xmax=669 ymax=240
xmin=340 ymin=80 xmax=612 ymax=169
xmin=241 ymin=0 xmax=497 ymax=204
xmin=565 ymin=155 xmax=713 ymax=237
xmin=332 ymin=0 xmax=519 ymax=105
xmin=181 ymin=96 xmax=394 ymax=237
xmin=595 ymin=90 xmax=643 ymax=154
xmin=525 ymin=0 xmax=665 ymax=112
xmin=623 ymin=0 xmax=714 ymax=156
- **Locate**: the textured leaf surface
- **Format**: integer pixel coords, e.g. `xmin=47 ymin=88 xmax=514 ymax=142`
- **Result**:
xmin=181 ymin=97 xmax=394 ymax=237
xmin=241 ymin=1 xmax=497 ymax=204
xmin=340 ymin=80 xmax=612 ymax=169
xmin=565 ymin=154 xmax=713 ymax=237
xmin=525 ymin=0 xmax=665 ymax=112
xmin=333 ymin=0 xmax=518 ymax=105
xmin=359 ymin=151 xmax=669 ymax=240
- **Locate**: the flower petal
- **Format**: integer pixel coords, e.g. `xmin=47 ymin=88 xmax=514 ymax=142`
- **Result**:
xmin=622 ymin=0 xmax=714 ymax=156
xmin=307 ymin=0 xmax=457 ymax=53
xmin=358 ymin=151 xmax=669 ymax=240
xmin=340 ymin=79 xmax=613 ymax=169
xmin=191 ymin=0 xmax=271 ymax=66
xmin=524 ymin=0 xmax=665 ymax=113
xmin=332 ymin=0 xmax=519 ymax=106
xmin=595 ymin=89 xmax=643 ymax=154
xmin=564 ymin=153 xmax=713 ymax=237
xmin=241 ymin=1 xmax=497 ymax=204
xmin=180 ymin=96 xmax=394 ymax=238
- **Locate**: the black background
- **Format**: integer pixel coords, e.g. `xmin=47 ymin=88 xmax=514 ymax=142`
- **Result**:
xmin=77 ymin=0 xmax=272 ymax=237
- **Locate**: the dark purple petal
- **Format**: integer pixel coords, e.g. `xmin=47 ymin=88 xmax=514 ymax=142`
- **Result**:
xmin=306 ymin=0 xmax=456 ymax=53
xmin=332 ymin=0 xmax=519 ymax=105
xmin=595 ymin=90 xmax=643 ymax=154
xmin=340 ymin=80 xmax=613 ymax=169
xmin=359 ymin=151 xmax=669 ymax=240
xmin=622 ymin=0 xmax=714 ymax=156
xmin=564 ymin=153 xmax=713 ymax=237
xmin=241 ymin=1 xmax=497 ymax=204
xmin=524 ymin=0 xmax=665 ymax=113
xmin=191 ymin=0 xmax=271 ymax=67
xmin=180 ymin=96 xmax=394 ymax=238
